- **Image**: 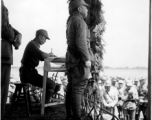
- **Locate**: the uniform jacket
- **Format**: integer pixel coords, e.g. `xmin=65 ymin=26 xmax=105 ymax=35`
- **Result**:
xmin=102 ymin=86 xmax=118 ymax=106
xmin=138 ymin=83 xmax=148 ymax=102
xmin=102 ymin=86 xmax=119 ymax=117
xmin=1 ymin=2 xmax=20 ymax=64
xmin=118 ymin=86 xmax=125 ymax=99
xmin=66 ymin=12 xmax=90 ymax=70
xmin=122 ymin=86 xmax=138 ymax=110
xmin=21 ymin=40 xmax=49 ymax=68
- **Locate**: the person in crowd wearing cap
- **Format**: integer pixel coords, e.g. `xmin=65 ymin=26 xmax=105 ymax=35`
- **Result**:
xmin=19 ymin=29 xmax=56 ymax=104
xmin=97 ymin=75 xmax=107 ymax=101
xmin=122 ymin=80 xmax=138 ymax=120
xmin=65 ymin=0 xmax=91 ymax=119
xmin=1 ymin=0 xmax=22 ymax=117
xmin=136 ymin=78 xmax=148 ymax=120
xmin=111 ymin=77 xmax=118 ymax=88
xmin=102 ymin=79 xmax=119 ymax=118
xmin=53 ymin=75 xmax=65 ymax=99
xmin=116 ymin=79 xmax=125 ymax=119
xmin=98 ymin=77 xmax=105 ymax=92
xmin=133 ymin=78 xmax=139 ymax=90
xmin=61 ymin=76 xmax=68 ymax=93
xmin=100 ymin=75 xmax=107 ymax=87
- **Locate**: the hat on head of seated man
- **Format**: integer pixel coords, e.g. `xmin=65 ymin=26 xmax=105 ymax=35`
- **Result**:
xmin=36 ymin=29 xmax=50 ymax=40
xmin=70 ymin=0 xmax=89 ymax=11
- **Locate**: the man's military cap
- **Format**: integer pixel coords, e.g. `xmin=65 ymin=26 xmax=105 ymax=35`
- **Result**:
xmin=70 ymin=0 xmax=89 ymax=11
xmin=36 ymin=29 xmax=50 ymax=40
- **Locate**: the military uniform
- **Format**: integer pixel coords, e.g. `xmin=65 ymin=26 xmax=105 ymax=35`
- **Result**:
xmin=136 ymin=79 xmax=148 ymax=120
xmin=116 ymin=79 xmax=125 ymax=119
xmin=122 ymin=81 xmax=138 ymax=120
xmin=1 ymin=1 xmax=21 ymax=117
xmin=65 ymin=1 xmax=91 ymax=119
xmin=102 ymin=80 xmax=119 ymax=118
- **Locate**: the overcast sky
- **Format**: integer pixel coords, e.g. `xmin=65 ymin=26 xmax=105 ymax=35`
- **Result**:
xmin=3 ymin=0 xmax=150 ymax=68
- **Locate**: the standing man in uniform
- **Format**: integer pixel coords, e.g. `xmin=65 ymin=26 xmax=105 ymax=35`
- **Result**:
xmin=65 ymin=0 xmax=91 ymax=120
xmin=19 ymin=29 xmax=56 ymax=104
xmin=117 ymin=79 xmax=125 ymax=119
xmin=137 ymin=78 xmax=148 ymax=120
xmin=122 ymin=80 xmax=138 ymax=120
xmin=102 ymin=79 xmax=119 ymax=118
xmin=1 ymin=0 xmax=22 ymax=117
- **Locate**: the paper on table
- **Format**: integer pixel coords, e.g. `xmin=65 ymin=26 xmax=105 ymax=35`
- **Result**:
xmin=44 ymin=57 xmax=66 ymax=71
xmin=45 ymin=57 xmax=65 ymax=64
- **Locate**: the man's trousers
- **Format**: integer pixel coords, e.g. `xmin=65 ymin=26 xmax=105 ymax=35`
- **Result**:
xmin=65 ymin=62 xmax=90 ymax=119
xmin=1 ymin=64 xmax=11 ymax=117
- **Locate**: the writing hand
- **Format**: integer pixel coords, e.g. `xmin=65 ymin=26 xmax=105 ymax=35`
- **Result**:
xmin=48 ymin=53 xmax=56 ymax=57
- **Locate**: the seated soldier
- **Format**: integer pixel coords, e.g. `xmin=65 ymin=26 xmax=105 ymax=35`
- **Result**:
xmin=19 ymin=29 xmax=56 ymax=104
xmin=122 ymin=80 xmax=138 ymax=120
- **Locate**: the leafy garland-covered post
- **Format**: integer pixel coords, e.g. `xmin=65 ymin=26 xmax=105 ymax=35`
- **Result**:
xmin=67 ymin=0 xmax=106 ymax=80
xmin=85 ymin=0 xmax=106 ymax=80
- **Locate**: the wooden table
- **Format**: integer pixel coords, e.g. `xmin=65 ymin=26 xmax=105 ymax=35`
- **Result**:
xmin=41 ymin=57 xmax=66 ymax=115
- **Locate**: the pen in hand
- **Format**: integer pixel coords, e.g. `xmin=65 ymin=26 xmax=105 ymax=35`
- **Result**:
xmin=48 ymin=48 xmax=57 ymax=57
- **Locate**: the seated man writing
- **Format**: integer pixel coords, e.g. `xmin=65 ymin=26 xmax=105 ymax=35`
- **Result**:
xmin=19 ymin=29 xmax=56 ymax=104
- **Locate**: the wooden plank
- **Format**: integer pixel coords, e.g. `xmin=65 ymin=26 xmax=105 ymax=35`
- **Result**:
xmin=41 ymin=71 xmax=48 ymax=115
xmin=48 ymin=68 xmax=66 ymax=72
xmin=45 ymin=101 xmax=64 ymax=107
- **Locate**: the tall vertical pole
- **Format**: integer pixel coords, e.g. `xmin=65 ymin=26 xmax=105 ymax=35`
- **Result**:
xmin=148 ymin=0 xmax=151 ymax=120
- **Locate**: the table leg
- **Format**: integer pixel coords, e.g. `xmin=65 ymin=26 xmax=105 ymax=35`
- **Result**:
xmin=41 ymin=71 xmax=48 ymax=115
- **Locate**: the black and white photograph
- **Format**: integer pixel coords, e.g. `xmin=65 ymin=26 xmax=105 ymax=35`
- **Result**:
xmin=1 ymin=0 xmax=151 ymax=120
